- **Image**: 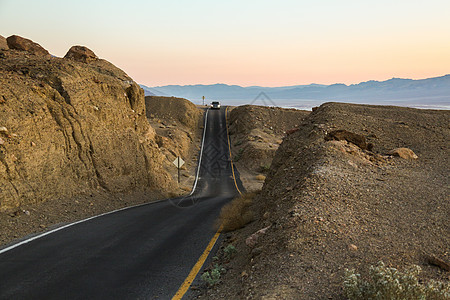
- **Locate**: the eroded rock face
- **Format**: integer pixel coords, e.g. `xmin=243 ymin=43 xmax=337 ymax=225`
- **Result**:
xmin=64 ymin=45 xmax=98 ymax=63
xmin=0 ymin=35 xmax=8 ymax=50
xmin=325 ymin=129 xmax=373 ymax=151
xmin=0 ymin=42 xmax=174 ymax=212
xmin=6 ymin=35 xmax=49 ymax=56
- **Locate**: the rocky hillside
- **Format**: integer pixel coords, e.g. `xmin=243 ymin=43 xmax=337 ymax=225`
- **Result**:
xmin=199 ymin=102 xmax=449 ymax=299
xmin=0 ymin=35 xmax=175 ymax=213
xmin=145 ymin=96 xmax=203 ymax=192
xmin=228 ymin=105 xmax=309 ymax=190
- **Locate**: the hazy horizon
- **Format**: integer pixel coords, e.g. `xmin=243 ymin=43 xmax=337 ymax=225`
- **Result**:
xmin=1 ymin=0 xmax=449 ymax=87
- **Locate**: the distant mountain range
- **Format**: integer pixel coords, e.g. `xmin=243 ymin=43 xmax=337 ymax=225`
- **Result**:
xmin=140 ymin=75 xmax=450 ymax=109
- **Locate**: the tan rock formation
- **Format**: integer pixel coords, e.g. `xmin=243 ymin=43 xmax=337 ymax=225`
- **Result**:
xmin=6 ymin=35 xmax=49 ymax=56
xmin=0 ymin=35 xmax=8 ymax=50
xmin=389 ymin=147 xmax=418 ymax=159
xmin=64 ymin=45 xmax=98 ymax=63
xmin=0 ymin=40 xmax=174 ymax=212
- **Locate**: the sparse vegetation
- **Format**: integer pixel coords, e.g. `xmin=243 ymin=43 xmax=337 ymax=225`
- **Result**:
xmin=223 ymin=244 xmax=237 ymax=259
xmin=234 ymin=148 xmax=244 ymax=161
xmin=201 ymin=264 xmax=226 ymax=287
xmin=255 ymin=174 xmax=266 ymax=181
xmin=259 ymin=163 xmax=271 ymax=173
xmin=234 ymin=140 xmax=243 ymax=146
xmin=216 ymin=191 xmax=257 ymax=232
xmin=344 ymin=261 xmax=450 ymax=300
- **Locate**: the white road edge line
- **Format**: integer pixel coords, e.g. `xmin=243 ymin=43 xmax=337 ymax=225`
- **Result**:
xmin=0 ymin=108 xmax=211 ymax=255
xmin=189 ymin=108 xmax=209 ymax=196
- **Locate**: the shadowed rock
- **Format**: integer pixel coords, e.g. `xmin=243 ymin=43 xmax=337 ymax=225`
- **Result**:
xmin=6 ymin=35 xmax=49 ymax=56
xmin=64 ymin=45 xmax=98 ymax=63
xmin=325 ymin=129 xmax=373 ymax=151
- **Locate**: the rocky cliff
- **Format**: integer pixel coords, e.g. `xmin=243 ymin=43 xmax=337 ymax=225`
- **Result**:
xmin=0 ymin=35 xmax=174 ymax=212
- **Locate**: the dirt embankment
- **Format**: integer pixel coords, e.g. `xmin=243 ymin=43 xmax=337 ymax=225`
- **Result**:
xmin=0 ymin=35 xmax=179 ymax=247
xmin=228 ymin=105 xmax=309 ymax=190
xmin=199 ymin=102 xmax=449 ymax=299
xmin=145 ymin=96 xmax=204 ymax=193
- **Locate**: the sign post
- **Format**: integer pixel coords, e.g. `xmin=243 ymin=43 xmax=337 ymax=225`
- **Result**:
xmin=172 ymin=157 xmax=185 ymax=183
xmin=202 ymin=96 xmax=205 ymax=106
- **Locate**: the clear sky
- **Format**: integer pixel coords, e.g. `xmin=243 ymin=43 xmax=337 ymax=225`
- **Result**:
xmin=1 ymin=0 xmax=449 ymax=86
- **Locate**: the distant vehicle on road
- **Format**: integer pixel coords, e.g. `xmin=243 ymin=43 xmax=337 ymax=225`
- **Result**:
xmin=211 ymin=101 xmax=221 ymax=109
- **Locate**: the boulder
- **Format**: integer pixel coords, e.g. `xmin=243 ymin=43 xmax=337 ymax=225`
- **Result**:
xmin=6 ymin=35 xmax=49 ymax=56
xmin=0 ymin=35 xmax=8 ymax=50
xmin=389 ymin=148 xmax=418 ymax=160
xmin=64 ymin=45 xmax=98 ymax=63
xmin=325 ymin=129 xmax=373 ymax=151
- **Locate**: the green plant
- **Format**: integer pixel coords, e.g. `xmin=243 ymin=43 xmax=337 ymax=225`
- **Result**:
xmin=259 ymin=163 xmax=271 ymax=173
xmin=201 ymin=264 xmax=226 ymax=287
xmin=343 ymin=261 xmax=450 ymax=300
xmin=223 ymin=244 xmax=237 ymax=259
xmin=234 ymin=148 xmax=244 ymax=161
xmin=234 ymin=140 xmax=243 ymax=146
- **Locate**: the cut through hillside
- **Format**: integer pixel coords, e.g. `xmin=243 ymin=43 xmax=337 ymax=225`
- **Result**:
xmin=145 ymin=96 xmax=204 ymax=194
xmin=0 ymin=36 xmax=200 ymax=248
xmin=195 ymin=102 xmax=449 ymax=299
xmin=227 ymin=105 xmax=309 ymax=191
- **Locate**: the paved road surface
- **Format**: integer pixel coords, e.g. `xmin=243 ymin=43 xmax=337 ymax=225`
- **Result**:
xmin=0 ymin=107 xmax=243 ymax=299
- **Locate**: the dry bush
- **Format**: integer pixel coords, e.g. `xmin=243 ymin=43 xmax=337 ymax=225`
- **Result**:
xmin=217 ymin=192 xmax=257 ymax=232
xmin=255 ymin=174 xmax=266 ymax=181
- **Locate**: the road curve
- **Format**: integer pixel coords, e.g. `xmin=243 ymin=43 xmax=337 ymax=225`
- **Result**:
xmin=0 ymin=107 xmax=244 ymax=299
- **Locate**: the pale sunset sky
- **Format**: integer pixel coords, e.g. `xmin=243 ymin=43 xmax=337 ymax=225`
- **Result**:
xmin=1 ymin=0 xmax=449 ymax=86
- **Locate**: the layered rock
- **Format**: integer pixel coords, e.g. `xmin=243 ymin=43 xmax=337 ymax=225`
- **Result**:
xmin=0 ymin=36 xmax=174 ymax=211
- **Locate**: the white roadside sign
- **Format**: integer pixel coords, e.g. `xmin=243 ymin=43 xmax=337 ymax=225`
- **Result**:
xmin=173 ymin=157 xmax=185 ymax=168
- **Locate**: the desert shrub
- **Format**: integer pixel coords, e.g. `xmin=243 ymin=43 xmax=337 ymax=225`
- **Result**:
xmin=217 ymin=192 xmax=257 ymax=232
xmin=255 ymin=174 xmax=266 ymax=181
xmin=343 ymin=261 xmax=450 ymax=300
xmin=201 ymin=264 xmax=226 ymax=287
xmin=223 ymin=244 xmax=237 ymax=259
xmin=234 ymin=140 xmax=243 ymax=146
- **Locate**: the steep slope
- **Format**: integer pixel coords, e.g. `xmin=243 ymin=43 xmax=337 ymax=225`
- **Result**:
xmin=0 ymin=35 xmax=175 ymax=244
xmin=228 ymin=105 xmax=309 ymax=190
xmin=145 ymin=96 xmax=204 ymax=192
xmin=199 ymin=103 xmax=449 ymax=299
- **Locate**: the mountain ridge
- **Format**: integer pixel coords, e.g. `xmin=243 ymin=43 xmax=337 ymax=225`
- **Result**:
xmin=140 ymin=75 xmax=450 ymax=106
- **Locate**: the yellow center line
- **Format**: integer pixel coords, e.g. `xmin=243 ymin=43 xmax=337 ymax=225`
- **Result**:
xmin=172 ymin=107 xmax=242 ymax=299
xmin=172 ymin=225 xmax=223 ymax=300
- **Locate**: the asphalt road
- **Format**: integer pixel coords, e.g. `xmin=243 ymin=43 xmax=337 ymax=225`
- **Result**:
xmin=0 ymin=107 xmax=243 ymax=299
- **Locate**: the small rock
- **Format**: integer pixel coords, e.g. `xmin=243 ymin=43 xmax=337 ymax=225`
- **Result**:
xmin=39 ymin=224 xmax=46 ymax=229
xmin=349 ymin=244 xmax=358 ymax=251
xmin=388 ymin=148 xmax=418 ymax=160
xmin=0 ymin=137 xmax=4 ymax=145
xmin=23 ymin=210 xmax=30 ymax=216
xmin=245 ymin=225 xmax=271 ymax=248
xmin=251 ymin=247 xmax=263 ymax=256
xmin=286 ymin=128 xmax=299 ymax=135
xmin=31 ymin=141 xmax=36 ymax=147
xmin=0 ymin=126 xmax=8 ymax=133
